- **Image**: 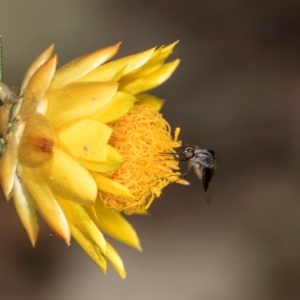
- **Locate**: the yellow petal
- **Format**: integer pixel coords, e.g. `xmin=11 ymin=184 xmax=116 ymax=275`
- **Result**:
xmin=69 ymin=221 xmax=107 ymax=273
xmin=149 ymin=41 xmax=179 ymax=64
xmin=57 ymin=119 xmax=112 ymax=162
xmin=13 ymin=175 xmax=39 ymax=247
xmin=92 ymin=92 xmax=136 ymax=123
xmin=18 ymin=112 xmax=56 ymax=167
xmin=45 ymin=82 xmax=118 ymax=128
xmin=0 ymin=134 xmax=18 ymax=199
xmin=20 ymin=44 xmax=55 ymax=95
xmin=117 ymin=42 xmax=178 ymax=91
xmin=121 ymin=59 xmax=180 ymax=95
xmin=121 ymin=62 xmax=161 ymax=85
xmin=91 ymin=172 xmax=135 ymax=199
xmin=136 ymin=93 xmax=165 ymax=111
xmin=78 ymin=47 xmax=156 ymax=82
xmin=48 ymin=43 xmax=120 ymax=92
xmin=106 ymin=242 xmax=126 ymax=278
xmin=39 ymin=149 xmax=97 ymax=206
xmin=111 ymin=65 xmax=127 ymax=82
xmin=19 ymin=55 xmax=57 ymax=120
xmin=22 ymin=166 xmax=71 ymax=244
xmin=134 ymin=208 xmax=150 ymax=215
xmin=80 ymin=145 xmax=124 ymax=173
xmin=56 ymin=196 xmax=106 ymax=253
xmin=117 ymin=62 xmax=162 ymax=94
xmin=88 ymin=198 xmax=141 ymax=250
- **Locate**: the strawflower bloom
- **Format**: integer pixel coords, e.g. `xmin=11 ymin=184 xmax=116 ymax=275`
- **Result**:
xmin=0 ymin=41 xmax=187 ymax=277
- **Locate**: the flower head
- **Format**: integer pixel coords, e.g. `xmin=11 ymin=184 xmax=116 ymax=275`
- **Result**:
xmin=0 ymin=41 xmax=186 ymax=277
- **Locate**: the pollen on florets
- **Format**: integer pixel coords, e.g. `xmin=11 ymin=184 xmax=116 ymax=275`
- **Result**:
xmin=100 ymin=104 xmax=186 ymax=214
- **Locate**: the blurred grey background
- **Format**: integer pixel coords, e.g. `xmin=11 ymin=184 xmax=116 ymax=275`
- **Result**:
xmin=1 ymin=0 xmax=300 ymax=299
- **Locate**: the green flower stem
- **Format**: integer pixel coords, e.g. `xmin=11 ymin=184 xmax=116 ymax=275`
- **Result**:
xmin=0 ymin=35 xmax=2 ymax=82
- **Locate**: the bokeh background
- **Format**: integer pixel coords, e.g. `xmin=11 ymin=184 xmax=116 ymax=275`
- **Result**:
xmin=1 ymin=1 xmax=300 ymax=299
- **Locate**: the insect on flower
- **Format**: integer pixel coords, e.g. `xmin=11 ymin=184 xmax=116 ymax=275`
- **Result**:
xmin=180 ymin=143 xmax=218 ymax=203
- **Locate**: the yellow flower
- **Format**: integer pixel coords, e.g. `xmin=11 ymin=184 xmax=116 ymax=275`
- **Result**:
xmin=0 ymin=41 xmax=187 ymax=277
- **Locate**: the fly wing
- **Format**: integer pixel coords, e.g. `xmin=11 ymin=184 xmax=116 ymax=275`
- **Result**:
xmin=212 ymin=151 xmax=219 ymax=169
xmin=202 ymin=167 xmax=215 ymax=204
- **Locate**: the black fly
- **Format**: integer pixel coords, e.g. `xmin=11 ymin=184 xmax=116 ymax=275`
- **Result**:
xmin=180 ymin=144 xmax=218 ymax=203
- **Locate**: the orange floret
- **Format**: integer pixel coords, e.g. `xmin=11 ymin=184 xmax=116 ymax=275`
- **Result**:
xmin=101 ymin=104 xmax=185 ymax=214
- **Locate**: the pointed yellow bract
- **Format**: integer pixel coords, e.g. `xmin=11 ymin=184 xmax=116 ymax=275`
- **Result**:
xmin=13 ymin=175 xmax=39 ymax=247
xmin=57 ymin=196 xmax=107 ymax=254
xmin=80 ymin=145 xmax=124 ymax=173
xmin=121 ymin=59 xmax=180 ymax=94
xmin=18 ymin=112 xmax=56 ymax=167
xmin=70 ymin=221 xmax=107 ymax=272
xmin=78 ymin=47 xmax=156 ymax=82
xmin=0 ymin=41 xmax=184 ymax=277
xmin=92 ymin=91 xmax=137 ymax=123
xmin=106 ymin=242 xmax=126 ymax=279
xmin=46 ymin=82 xmax=118 ymax=128
xmin=92 ymin=172 xmax=136 ymax=199
xmin=136 ymin=93 xmax=165 ymax=111
xmin=149 ymin=41 xmax=179 ymax=64
xmin=19 ymin=55 xmax=57 ymax=120
xmin=48 ymin=43 xmax=121 ymax=92
xmin=88 ymin=198 xmax=141 ymax=250
xmin=0 ymin=135 xmax=18 ymax=198
xmin=23 ymin=166 xmax=71 ymax=244
xmin=57 ymin=119 xmax=112 ymax=162
xmin=40 ymin=149 xmax=97 ymax=206
xmin=20 ymin=44 xmax=55 ymax=95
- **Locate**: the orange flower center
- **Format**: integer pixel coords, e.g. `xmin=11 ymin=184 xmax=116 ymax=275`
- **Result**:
xmin=101 ymin=104 xmax=183 ymax=214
